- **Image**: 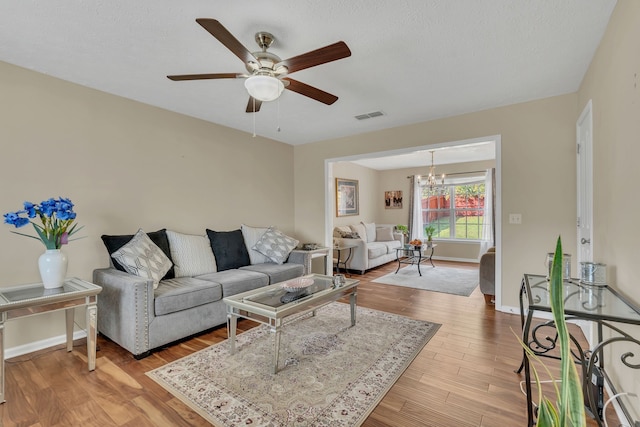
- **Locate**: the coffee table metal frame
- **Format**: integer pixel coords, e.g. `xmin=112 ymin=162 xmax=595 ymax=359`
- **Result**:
xmin=224 ymin=274 xmax=359 ymax=374
xmin=395 ymin=244 xmax=437 ymax=276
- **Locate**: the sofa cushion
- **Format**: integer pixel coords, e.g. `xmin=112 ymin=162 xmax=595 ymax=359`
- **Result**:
xmin=241 ymin=224 xmax=271 ymax=265
xmin=361 ymin=222 xmax=377 ymax=243
xmin=154 ymin=277 xmax=223 ymax=316
xmin=240 ymin=263 xmax=304 ymax=285
xmin=195 ymin=269 xmax=269 ymax=298
xmin=206 ymin=229 xmax=251 ymax=271
xmin=367 ymin=242 xmax=388 ymax=259
xmin=110 ymin=229 xmax=173 ymax=289
xmin=166 ymin=230 xmax=217 ymax=277
xmin=101 ymin=228 xmax=175 ymax=280
xmin=375 ymin=226 xmax=394 ymax=242
xmin=383 ymin=240 xmax=402 ymax=253
xmin=252 ymin=228 xmax=299 ymax=264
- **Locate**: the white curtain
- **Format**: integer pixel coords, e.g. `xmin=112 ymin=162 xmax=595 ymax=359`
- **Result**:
xmin=410 ymin=175 xmax=424 ymax=241
xmin=479 ymin=168 xmax=494 ymax=255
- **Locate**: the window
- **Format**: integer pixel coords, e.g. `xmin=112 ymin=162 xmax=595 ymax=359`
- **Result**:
xmin=420 ymin=182 xmax=485 ymax=240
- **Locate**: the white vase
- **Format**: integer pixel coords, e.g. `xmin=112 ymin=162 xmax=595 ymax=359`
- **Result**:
xmin=38 ymin=249 xmax=68 ymax=289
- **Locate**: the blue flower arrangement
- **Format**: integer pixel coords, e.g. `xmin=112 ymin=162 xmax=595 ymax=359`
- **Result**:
xmin=3 ymin=197 xmax=83 ymax=249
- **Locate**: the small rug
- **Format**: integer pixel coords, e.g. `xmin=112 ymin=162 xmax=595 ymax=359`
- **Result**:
xmin=373 ymin=265 xmax=479 ymax=296
xmin=147 ymin=302 xmax=440 ymax=427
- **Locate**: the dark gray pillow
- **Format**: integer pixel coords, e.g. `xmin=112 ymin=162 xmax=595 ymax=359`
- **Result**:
xmin=206 ymin=229 xmax=251 ymax=271
xmin=101 ymin=228 xmax=175 ymax=280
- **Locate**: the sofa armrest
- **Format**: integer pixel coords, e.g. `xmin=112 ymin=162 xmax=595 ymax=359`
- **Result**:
xmin=333 ymin=237 xmax=368 ymax=274
xmin=92 ymin=268 xmax=155 ymax=357
xmin=286 ymin=250 xmax=306 ymax=266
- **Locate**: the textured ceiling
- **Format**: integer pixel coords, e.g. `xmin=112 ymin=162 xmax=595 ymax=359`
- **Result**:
xmin=0 ymin=1 xmax=616 ymax=146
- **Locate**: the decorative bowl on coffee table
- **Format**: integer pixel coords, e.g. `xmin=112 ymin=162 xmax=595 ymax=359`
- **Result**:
xmin=281 ymin=277 xmax=314 ymax=293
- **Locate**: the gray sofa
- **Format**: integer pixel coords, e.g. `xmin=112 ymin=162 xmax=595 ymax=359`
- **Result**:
xmin=93 ymin=226 xmax=305 ymax=358
xmin=332 ymin=222 xmax=403 ymax=274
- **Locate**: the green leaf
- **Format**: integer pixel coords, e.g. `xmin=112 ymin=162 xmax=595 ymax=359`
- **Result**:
xmin=550 ymin=237 xmax=586 ymax=427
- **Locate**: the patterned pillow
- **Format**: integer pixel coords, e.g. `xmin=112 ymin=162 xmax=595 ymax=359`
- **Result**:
xmin=166 ymin=230 xmax=217 ymax=277
xmin=338 ymin=230 xmax=360 ymax=239
xmin=110 ymin=229 xmax=173 ymax=289
xmin=252 ymin=228 xmax=300 ymax=264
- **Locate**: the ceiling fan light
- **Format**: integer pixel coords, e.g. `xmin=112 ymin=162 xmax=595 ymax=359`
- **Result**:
xmin=244 ymin=75 xmax=284 ymax=102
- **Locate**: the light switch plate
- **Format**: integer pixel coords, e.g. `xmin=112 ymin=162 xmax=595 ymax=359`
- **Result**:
xmin=509 ymin=213 xmax=522 ymax=224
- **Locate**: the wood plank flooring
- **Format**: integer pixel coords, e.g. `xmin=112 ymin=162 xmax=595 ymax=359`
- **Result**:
xmin=0 ymin=261 xmax=619 ymax=426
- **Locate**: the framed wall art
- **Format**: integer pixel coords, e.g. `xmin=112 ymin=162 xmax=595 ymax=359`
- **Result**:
xmin=384 ymin=190 xmax=403 ymax=209
xmin=336 ymin=178 xmax=359 ymax=217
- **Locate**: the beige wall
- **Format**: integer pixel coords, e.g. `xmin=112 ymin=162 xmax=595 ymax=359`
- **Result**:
xmin=331 ymin=162 xmax=379 ymax=228
xmin=0 ymin=61 xmax=295 ymax=349
xmin=577 ymin=0 xmax=640 ymax=417
xmin=294 ymin=94 xmax=578 ymax=310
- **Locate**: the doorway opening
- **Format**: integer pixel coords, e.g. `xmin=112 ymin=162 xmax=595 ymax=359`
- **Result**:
xmin=324 ymin=135 xmax=503 ymax=308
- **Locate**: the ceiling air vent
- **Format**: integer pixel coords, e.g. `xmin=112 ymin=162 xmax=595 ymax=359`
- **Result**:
xmin=355 ymin=111 xmax=385 ymax=120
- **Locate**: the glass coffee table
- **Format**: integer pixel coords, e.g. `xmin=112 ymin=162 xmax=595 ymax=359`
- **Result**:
xmin=223 ymin=274 xmax=359 ymax=374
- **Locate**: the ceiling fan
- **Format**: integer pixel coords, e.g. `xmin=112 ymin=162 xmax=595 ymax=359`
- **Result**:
xmin=167 ymin=19 xmax=352 ymax=113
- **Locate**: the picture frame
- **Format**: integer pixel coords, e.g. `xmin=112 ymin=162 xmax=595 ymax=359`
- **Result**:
xmin=384 ymin=190 xmax=403 ymax=209
xmin=336 ymin=178 xmax=359 ymax=217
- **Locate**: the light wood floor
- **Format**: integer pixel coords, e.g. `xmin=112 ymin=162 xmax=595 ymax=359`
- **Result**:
xmin=0 ymin=261 xmax=619 ymax=426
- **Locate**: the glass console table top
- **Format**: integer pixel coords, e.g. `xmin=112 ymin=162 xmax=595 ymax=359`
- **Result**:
xmin=523 ymin=274 xmax=640 ymax=324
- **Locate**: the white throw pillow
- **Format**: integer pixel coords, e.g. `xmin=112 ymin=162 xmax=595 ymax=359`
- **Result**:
xmin=110 ymin=228 xmax=172 ymax=289
xmin=375 ymin=226 xmax=394 ymax=242
xmin=350 ymin=223 xmax=366 ymax=241
xmin=252 ymin=227 xmax=299 ymax=264
xmin=361 ymin=222 xmax=377 ymax=243
xmin=166 ymin=230 xmax=217 ymax=277
xmin=241 ymin=224 xmax=272 ymax=264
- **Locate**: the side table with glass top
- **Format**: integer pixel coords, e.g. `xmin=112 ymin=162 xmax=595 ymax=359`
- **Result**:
xmin=518 ymin=274 xmax=640 ymax=427
xmin=0 ymin=277 xmax=102 ymax=403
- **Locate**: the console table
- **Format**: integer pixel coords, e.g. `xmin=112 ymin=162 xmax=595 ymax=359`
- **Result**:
xmin=518 ymin=274 xmax=640 ymax=427
xmin=0 ymin=277 xmax=102 ymax=403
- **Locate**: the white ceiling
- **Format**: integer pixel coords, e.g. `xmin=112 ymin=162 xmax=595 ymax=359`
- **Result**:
xmin=0 ymin=1 xmax=616 ymax=146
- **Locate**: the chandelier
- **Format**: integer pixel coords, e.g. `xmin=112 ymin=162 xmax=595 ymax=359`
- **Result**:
xmin=426 ymin=150 xmax=445 ymax=192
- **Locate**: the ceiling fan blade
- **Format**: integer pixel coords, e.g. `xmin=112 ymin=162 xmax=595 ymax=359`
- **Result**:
xmin=246 ymin=97 xmax=262 ymax=113
xmin=276 ymin=41 xmax=351 ymax=74
xmin=167 ymin=73 xmax=240 ymax=81
xmin=196 ymin=18 xmax=258 ymax=65
xmin=283 ymin=78 xmax=338 ymax=105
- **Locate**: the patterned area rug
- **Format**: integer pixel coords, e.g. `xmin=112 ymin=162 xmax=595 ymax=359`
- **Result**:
xmin=373 ymin=265 xmax=479 ymax=296
xmin=147 ymin=302 xmax=440 ymax=427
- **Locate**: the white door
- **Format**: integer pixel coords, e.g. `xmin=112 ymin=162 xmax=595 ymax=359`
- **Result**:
xmin=577 ymin=100 xmax=595 ymax=346
xmin=577 ymin=100 xmax=593 ymax=264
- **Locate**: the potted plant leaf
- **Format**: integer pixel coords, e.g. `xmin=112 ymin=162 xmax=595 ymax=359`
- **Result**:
xmin=520 ymin=236 xmax=586 ymax=426
xmin=424 ymin=225 xmax=435 ymax=247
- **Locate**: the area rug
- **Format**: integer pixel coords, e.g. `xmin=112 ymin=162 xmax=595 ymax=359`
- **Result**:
xmin=147 ymin=302 xmax=440 ymax=427
xmin=373 ymin=265 xmax=479 ymax=296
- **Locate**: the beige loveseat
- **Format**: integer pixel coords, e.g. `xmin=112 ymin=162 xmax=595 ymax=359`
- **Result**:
xmin=332 ymin=222 xmax=403 ymax=274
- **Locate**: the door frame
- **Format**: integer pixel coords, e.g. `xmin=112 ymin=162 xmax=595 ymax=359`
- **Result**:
xmin=324 ymin=135 xmax=503 ymax=308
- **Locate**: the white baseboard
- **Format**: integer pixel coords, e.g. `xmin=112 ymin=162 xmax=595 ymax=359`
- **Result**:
xmin=4 ymin=330 xmax=88 ymax=360
xmin=433 ymin=256 xmax=479 ymax=264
